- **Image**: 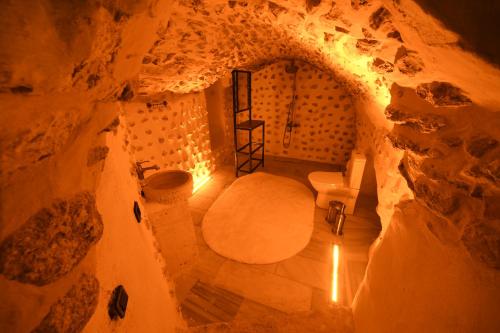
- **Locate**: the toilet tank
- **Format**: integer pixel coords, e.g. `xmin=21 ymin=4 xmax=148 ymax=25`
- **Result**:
xmin=346 ymin=151 xmax=366 ymax=189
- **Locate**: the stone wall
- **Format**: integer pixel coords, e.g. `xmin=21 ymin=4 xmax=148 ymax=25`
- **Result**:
xmin=1 ymin=0 xmax=500 ymax=332
xmin=0 ymin=1 xmax=187 ymax=332
xmin=252 ymin=59 xmax=356 ymax=166
xmin=352 ymin=84 xmax=500 ymax=332
xmin=123 ymin=92 xmax=217 ymax=185
xmin=85 ymin=118 xmax=186 ymax=332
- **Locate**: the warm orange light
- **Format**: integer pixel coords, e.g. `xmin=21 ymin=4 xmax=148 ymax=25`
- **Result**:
xmin=325 ymin=34 xmax=391 ymax=107
xmin=331 ymin=244 xmax=340 ymax=302
xmin=192 ymin=174 xmax=212 ymax=194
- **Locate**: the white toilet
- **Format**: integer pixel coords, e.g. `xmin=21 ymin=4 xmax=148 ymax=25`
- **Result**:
xmin=308 ymin=151 xmax=366 ymax=214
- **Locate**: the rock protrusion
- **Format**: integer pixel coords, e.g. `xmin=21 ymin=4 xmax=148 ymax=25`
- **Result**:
xmin=387 ymin=134 xmax=430 ymax=156
xmin=268 ymin=2 xmax=287 ymax=17
xmin=466 ymin=136 xmax=498 ymax=158
xmin=384 ymin=106 xmax=447 ymax=133
xmin=369 ymin=7 xmax=391 ymax=30
xmin=416 ymin=82 xmax=472 ymax=107
xmin=306 ymin=0 xmax=322 ymax=13
xmin=118 ymin=83 xmax=134 ymax=101
xmin=356 ymin=38 xmax=380 ymax=53
xmin=394 ymin=46 xmax=424 ymax=76
xmin=32 ymin=274 xmax=99 ymax=332
xmin=0 ymin=192 xmax=103 ymax=285
xmin=414 ymin=178 xmax=460 ymax=216
xmin=372 ymin=58 xmax=394 ymax=73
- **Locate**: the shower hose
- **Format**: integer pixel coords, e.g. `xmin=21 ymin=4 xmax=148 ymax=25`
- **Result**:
xmin=283 ymin=65 xmax=297 ymax=149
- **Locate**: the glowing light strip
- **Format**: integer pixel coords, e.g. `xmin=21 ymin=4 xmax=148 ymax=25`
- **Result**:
xmin=332 ymin=244 xmax=340 ymax=302
xmin=192 ymin=174 xmax=212 ymax=194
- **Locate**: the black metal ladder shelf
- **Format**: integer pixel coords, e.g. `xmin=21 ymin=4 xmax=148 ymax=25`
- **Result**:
xmin=232 ymin=70 xmax=265 ymax=177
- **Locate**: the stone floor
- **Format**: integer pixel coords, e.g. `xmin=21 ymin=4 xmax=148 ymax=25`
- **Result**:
xmin=175 ymin=156 xmax=381 ymax=331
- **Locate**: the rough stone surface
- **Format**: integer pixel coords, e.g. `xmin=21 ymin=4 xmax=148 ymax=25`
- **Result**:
xmin=252 ymin=59 xmax=356 ymax=165
xmin=0 ymin=192 xmax=103 ymax=285
xmin=441 ymin=136 xmax=463 ymax=148
xmin=369 ymin=7 xmax=391 ymax=30
xmin=394 ymin=46 xmax=424 ymax=76
xmin=86 ymin=146 xmax=109 ymax=166
xmin=372 ymin=58 xmax=394 ymax=73
xmin=387 ymin=133 xmax=429 ymax=156
xmin=466 ymin=136 xmax=498 ymax=158
xmin=385 ymin=105 xmax=447 ymax=133
xmin=414 ymin=178 xmax=460 ymax=216
xmin=416 ymin=81 xmax=472 ymax=107
xmin=1 ymin=0 xmax=500 ymax=332
xmin=398 ymin=157 xmax=415 ymax=191
xmin=1 ymin=109 xmax=81 ymax=183
xmin=32 ymin=274 xmax=99 ymax=333
xmin=465 ymin=163 xmax=499 ymax=184
xmin=462 ymin=220 xmax=500 ymax=270
xmin=118 ymin=83 xmax=134 ymax=101
xmin=484 ymin=196 xmax=500 ymax=220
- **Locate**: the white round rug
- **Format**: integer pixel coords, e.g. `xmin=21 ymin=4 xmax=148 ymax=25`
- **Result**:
xmin=202 ymin=172 xmax=315 ymax=264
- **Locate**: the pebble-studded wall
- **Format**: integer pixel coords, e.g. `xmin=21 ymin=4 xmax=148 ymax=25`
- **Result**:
xmin=252 ymin=59 xmax=356 ymax=166
xmin=123 ymin=92 xmax=215 ymax=184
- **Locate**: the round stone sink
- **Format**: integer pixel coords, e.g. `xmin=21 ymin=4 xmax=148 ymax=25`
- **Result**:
xmin=143 ymin=170 xmax=193 ymax=204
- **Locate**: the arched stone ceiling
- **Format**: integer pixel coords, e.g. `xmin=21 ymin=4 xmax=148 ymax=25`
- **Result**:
xmin=136 ymin=0 xmax=500 ymax=109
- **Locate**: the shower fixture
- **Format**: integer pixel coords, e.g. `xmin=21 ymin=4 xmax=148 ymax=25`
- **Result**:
xmin=283 ymin=60 xmax=299 ymax=149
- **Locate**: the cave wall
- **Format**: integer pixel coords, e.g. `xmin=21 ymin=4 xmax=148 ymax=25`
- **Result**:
xmin=0 ymin=1 xmax=188 ymax=332
xmin=1 ymin=0 xmax=500 ymax=332
xmin=252 ymin=59 xmax=356 ymax=165
xmin=352 ymin=84 xmax=500 ymax=332
xmin=354 ymin=200 xmax=500 ymax=333
xmin=122 ymin=91 xmax=216 ymax=185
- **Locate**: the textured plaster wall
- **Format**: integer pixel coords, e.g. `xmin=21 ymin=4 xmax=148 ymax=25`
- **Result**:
xmin=252 ymin=59 xmax=356 ymax=165
xmin=123 ymin=92 xmax=216 ymax=184
xmin=85 ymin=117 xmax=186 ymax=332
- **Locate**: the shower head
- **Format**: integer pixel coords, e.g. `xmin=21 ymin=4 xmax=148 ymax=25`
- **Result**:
xmin=285 ymin=61 xmax=298 ymax=74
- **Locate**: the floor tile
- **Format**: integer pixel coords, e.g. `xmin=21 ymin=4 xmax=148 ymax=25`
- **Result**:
xmin=181 ymin=280 xmax=244 ymax=327
xmin=297 ymin=237 xmax=331 ymax=263
xmin=214 ymin=261 xmax=312 ymax=313
xmin=150 ymin=158 xmax=381 ymax=328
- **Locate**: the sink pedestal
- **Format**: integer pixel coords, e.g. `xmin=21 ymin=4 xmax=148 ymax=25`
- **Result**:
xmin=141 ymin=170 xmax=198 ymax=278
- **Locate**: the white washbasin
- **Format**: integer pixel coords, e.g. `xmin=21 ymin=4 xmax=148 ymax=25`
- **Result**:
xmin=143 ymin=170 xmax=193 ymax=204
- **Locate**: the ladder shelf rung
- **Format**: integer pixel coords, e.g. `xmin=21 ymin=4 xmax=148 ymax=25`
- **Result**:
xmin=236 ymin=142 xmax=264 ymax=154
xmin=235 ymin=120 xmax=265 ymax=130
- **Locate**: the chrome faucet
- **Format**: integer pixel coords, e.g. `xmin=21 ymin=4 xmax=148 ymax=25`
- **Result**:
xmin=135 ymin=160 xmax=159 ymax=180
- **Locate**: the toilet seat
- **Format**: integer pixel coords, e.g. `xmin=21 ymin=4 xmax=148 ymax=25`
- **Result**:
xmin=308 ymin=171 xmax=344 ymax=186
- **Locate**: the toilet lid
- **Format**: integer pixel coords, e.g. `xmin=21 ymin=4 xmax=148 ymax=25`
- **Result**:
xmin=308 ymin=171 xmax=344 ymax=185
